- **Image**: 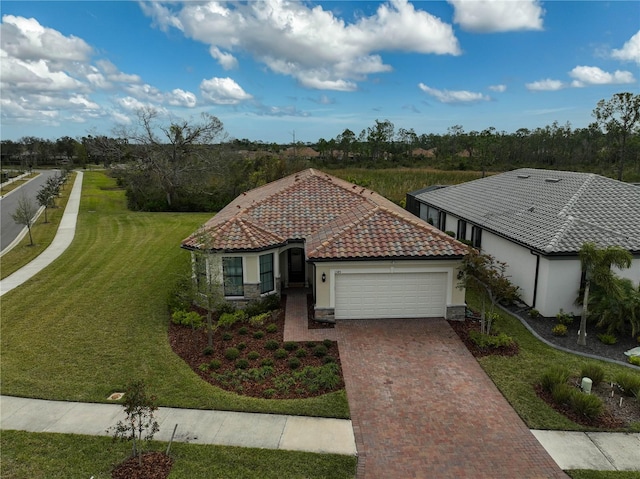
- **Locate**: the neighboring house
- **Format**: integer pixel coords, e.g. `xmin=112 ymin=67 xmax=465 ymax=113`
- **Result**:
xmin=182 ymin=169 xmax=468 ymax=321
xmin=406 ymin=168 xmax=640 ymax=318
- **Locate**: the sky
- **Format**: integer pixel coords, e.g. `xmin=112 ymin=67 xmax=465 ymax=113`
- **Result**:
xmin=1 ymin=1 xmax=639 ymax=144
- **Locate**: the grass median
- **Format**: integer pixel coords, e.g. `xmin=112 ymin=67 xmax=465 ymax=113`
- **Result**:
xmin=0 ymin=171 xmax=349 ymax=419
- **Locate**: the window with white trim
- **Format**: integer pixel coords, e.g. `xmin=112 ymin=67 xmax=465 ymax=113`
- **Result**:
xmin=223 ymin=257 xmax=244 ymax=296
xmin=457 ymin=220 xmax=467 ymax=240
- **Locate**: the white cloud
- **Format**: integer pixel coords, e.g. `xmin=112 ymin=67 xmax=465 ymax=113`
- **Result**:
xmin=168 ymin=89 xmax=197 ymax=108
xmin=449 ymin=0 xmax=544 ymax=33
xmin=200 ymin=77 xmax=253 ymax=105
xmin=569 ymin=66 xmax=635 ymax=87
xmin=418 ymin=83 xmax=490 ymax=103
xmin=525 ymin=79 xmax=565 ymax=91
xmin=489 ymin=84 xmax=507 ymax=92
xmin=141 ymin=0 xmax=460 ymax=91
xmin=611 ymin=30 xmax=640 ymax=65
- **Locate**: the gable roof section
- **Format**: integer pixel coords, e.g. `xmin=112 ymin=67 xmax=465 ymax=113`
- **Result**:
xmin=183 ymin=168 xmax=466 ymax=260
xmin=414 ymin=168 xmax=640 ymax=254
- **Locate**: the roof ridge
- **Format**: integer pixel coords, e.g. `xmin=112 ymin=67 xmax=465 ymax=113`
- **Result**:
xmin=237 ymin=217 xmax=286 ymax=246
xmin=558 ymin=173 xmax=595 ymax=219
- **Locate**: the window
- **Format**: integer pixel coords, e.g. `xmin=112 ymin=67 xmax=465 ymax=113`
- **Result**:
xmin=419 ymin=204 xmax=439 ymax=226
xmin=259 ymin=253 xmax=275 ymax=294
xmin=471 ymin=226 xmax=482 ymax=248
xmin=223 ymin=257 xmax=244 ymax=296
xmin=438 ymin=211 xmax=447 ymax=230
xmin=457 ymin=220 xmax=467 ymax=240
xmin=194 ymin=253 xmax=208 ymax=293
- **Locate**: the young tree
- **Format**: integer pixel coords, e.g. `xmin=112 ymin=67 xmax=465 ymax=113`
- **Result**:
xmin=36 ymin=183 xmax=55 ymax=223
xmin=577 ymin=242 xmax=632 ymax=346
xmin=11 ymin=193 xmax=38 ymax=246
xmin=110 ymin=380 xmax=160 ymax=466
xmin=458 ymin=249 xmax=520 ymax=335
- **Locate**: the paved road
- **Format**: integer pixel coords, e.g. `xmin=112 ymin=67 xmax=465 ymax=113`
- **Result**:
xmin=0 ymin=170 xmax=59 ymax=251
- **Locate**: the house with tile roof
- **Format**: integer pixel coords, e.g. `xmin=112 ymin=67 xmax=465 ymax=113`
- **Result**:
xmin=182 ymin=169 xmax=468 ymax=321
xmin=407 ymin=168 xmax=640 ymax=318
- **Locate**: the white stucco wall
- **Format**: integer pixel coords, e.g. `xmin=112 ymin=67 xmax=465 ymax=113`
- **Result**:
xmin=536 ymin=257 xmax=582 ymax=317
xmin=614 ymin=256 xmax=640 ymax=286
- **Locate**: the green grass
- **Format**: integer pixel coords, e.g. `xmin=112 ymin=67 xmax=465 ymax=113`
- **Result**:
xmin=1 ymin=172 xmax=75 ymax=279
xmin=0 ymin=171 xmax=349 ymax=419
xmin=0 ymin=172 xmax=38 ymax=196
xmin=327 ymin=167 xmax=487 ymax=204
xmin=0 ymin=430 xmax=357 ymax=479
xmin=467 ymin=291 xmax=640 ymax=431
xmin=566 ymin=471 xmax=640 ymax=479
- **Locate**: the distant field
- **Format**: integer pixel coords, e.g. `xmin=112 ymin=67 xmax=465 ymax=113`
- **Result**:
xmin=326 ymin=167 xmax=489 ymax=204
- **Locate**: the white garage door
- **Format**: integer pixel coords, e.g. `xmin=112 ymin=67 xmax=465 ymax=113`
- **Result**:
xmin=334 ymin=272 xmax=447 ymax=319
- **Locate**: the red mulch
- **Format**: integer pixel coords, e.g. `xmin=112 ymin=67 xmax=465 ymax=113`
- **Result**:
xmin=112 ymin=452 xmax=173 ymax=479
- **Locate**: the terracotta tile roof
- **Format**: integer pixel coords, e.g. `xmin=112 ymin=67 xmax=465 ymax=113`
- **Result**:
xmin=182 ymin=168 xmax=466 ymax=259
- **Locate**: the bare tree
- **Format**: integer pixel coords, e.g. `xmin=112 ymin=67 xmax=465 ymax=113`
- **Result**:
xmin=11 ymin=193 xmax=38 ymax=246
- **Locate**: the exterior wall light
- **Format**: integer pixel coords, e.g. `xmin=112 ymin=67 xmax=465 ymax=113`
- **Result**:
xmin=321 ymin=272 xmax=326 ymax=282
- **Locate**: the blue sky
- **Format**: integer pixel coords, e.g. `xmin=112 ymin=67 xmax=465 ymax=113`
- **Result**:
xmin=1 ymin=1 xmax=638 ymax=144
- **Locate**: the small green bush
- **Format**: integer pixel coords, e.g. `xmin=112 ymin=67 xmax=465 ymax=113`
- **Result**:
xmin=615 ymin=372 xmax=640 ymax=397
xmin=218 ymin=310 xmax=246 ymax=329
xmin=237 ymin=342 xmax=247 ymax=351
xmin=261 ymin=358 xmax=274 ymax=367
xmin=288 ymin=358 xmax=301 ymax=370
xmin=528 ymin=309 xmax=540 ymax=318
xmin=570 ymin=392 xmax=604 ymax=419
xmin=295 ymin=348 xmax=308 ymax=358
xmin=274 ymin=348 xmax=288 ymax=359
xmin=224 ymin=347 xmax=240 ymax=360
xmin=313 ymin=345 xmax=328 ymax=357
xmin=238 ymin=326 xmax=248 ymax=335
xmin=248 ymin=312 xmax=271 ymax=327
xmin=597 ymin=333 xmax=617 ymax=345
xmin=580 ymin=363 xmax=605 ymax=386
xmin=306 ymin=341 xmax=316 ymax=348
xmin=555 ymin=309 xmax=574 ymax=325
xmin=552 ymin=324 xmax=568 ymax=337
xmin=445 ymin=230 xmax=456 ymax=237
xmin=469 ymin=331 xmax=515 ymax=349
xmin=322 ymin=339 xmax=333 ymax=348
xmin=266 ymin=323 xmax=278 ymax=333
xmin=216 ymin=302 xmax=236 ymax=315
xmin=171 ymin=309 xmax=204 ymax=329
xmin=209 ymin=359 xmax=222 ymax=370
xmin=245 ymin=295 xmax=280 ymax=317
xmin=551 ymin=383 xmax=574 ymax=405
xmin=198 ymin=363 xmax=209 ymax=372
xmin=247 ymin=351 xmax=260 ymax=360
xmin=253 ymin=330 xmax=265 ymax=339
xmin=264 ymin=339 xmax=279 ymax=351
xmin=202 ymin=346 xmax=214 ymax=356
xmin=283 ymin=341 xmax=298 ymax=351
xmin=222 ymin=332 xmax=233 ymax=341
xmin=236 ymin=359 xmax=250 ymax=370
xmin=540 ymin=366 xmax=571 ymax=393
xmin=629 ymin=356 xmax=640 ymax=366
xmin=263 ymin=389 xmax=276 ymax=398
xmin=323 ymin=355 xmax=336 ymax=364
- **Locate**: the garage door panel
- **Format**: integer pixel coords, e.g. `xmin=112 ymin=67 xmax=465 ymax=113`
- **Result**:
xmin=335 ymin=272 xmax=447 ymax=319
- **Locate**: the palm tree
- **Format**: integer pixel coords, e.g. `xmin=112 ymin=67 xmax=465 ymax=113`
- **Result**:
xmin=577 ymin=242 xmax=632 ymax=346
xmin=589 ymin=278 xmax=640 ymax=338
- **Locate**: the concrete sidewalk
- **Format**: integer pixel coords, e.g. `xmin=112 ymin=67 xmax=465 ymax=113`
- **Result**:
xmin=0 ymin=171 xmax=83 ymax=296
xmin=0 ymin=395 xmax=357 ymax=455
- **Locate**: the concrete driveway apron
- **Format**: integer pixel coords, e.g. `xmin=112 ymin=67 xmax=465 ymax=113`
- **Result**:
xmin=336 ymin=318 xmax=567 ymax=479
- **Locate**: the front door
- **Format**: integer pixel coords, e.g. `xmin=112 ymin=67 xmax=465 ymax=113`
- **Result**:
xmin=288 ymin=248 xmax=305 ymax=284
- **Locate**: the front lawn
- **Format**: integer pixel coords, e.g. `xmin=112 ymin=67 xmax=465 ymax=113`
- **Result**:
xmin=0 ymin=171 xmax=349 ymax=419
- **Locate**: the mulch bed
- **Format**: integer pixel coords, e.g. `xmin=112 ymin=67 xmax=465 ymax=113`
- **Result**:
xmin=448 ymin=317 xmax=519 ymax=357
xmin=112 ymin=452 xmax=173 ymax=479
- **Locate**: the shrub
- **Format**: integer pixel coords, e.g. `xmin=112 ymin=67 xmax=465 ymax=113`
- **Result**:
xmin=248 ymin=312 xmax=271 ymax=327
xmin=245 ymin=295 xmax=280 ymax=317
xmin=629 ymin=356 xmax=640 ymax=366
xmin=218 ymin=310 xmax=246 ymax=329
xmin=528 ymin=309 xmax=540 ymax=318
xmin=580 ymin=363 xmax=605 ymax=386
xmin=323 ymin=356 xmax=336 ymax=364
xmin=253 ymin=330 xmax=265 ymax=339
xmin=261 ymin=358 xmax=274 ymax=367
xmin=274 ymin=348 xmax=288 ymax=359
xmin=237 ymin=342 xmax=247 ymax=351
xmin=266 ymin=323 xmax=278 ymax=333
xmin=570 ymin=392 xmax=604 ymax=419
xmin=222 ymin=332 xmax=233 ymax=341
xmin=238 ymin=326 xmax=248 ymax=335
xmin=295 ymin=348 xmax=308 ymax=358
xmin=306 ymin=341 xmax=316 ymax=348
xmin=224 ymin=347 xmax=240 ymax=361
xmin=288 ymin=358 xmax=301 ymax=370
xmin=322 ymin=339 xmax=334 ymax=348
xmin=263 ymin=389 xmax=276 ymax=398
xmin=468 ymin=331 xmax=515 ymax=349
xmin=171 ymin=310 xmax=204 ymax=329
xmin=209 ymin=359 xmax=222 ymax=370
xmin=202 ymin=346 xmax=214 ymax=356
xmin=198 ymin=363 xmax=209 ymax=372
xmin=264 ymin=339 xmax=279 ymax=351
xmin=313 ymin=345 xmax=328 ymax=357
xmin=216 ymin=302 xmax=236 ymax=315
xmin=236 ymin=359 xmax=250 ymax=370
xmin=597 ymin=333 xmax=617 ymax=345
xmin=247 ymin=351 xmax=260 ymax=360
xmin=283 ymin=341 xmax=298 ymax=351
xmin=445 ymin=230 xmax=456 ymax=237
xmin=552 ymin=324 xmax=568 ymax=337
xmin=540 ymin=366 xmax=571 ymax=393
xmin=551 ymin=383 xmax=575 ymax=406
xmin=556 ymin=309 xmax=574 ymax=325
xmin=615 ymin=372 xmax=640 ymax=397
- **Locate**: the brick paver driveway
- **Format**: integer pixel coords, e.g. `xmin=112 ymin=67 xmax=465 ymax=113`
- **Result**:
xmin=336 ymin=318 xmax=567 ymax=479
